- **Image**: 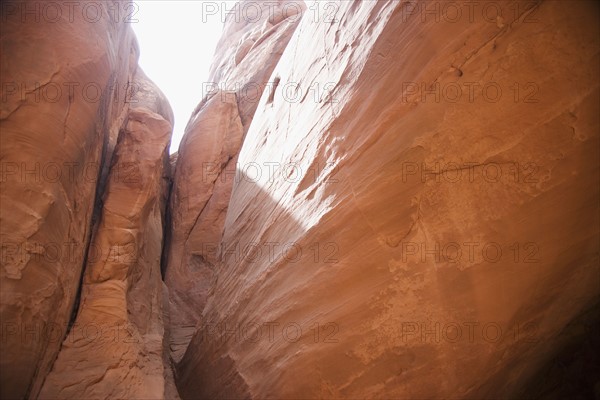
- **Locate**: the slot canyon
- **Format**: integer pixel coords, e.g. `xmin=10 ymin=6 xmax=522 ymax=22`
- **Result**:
xmin=1 ymin=0 xmax=599 ymax=399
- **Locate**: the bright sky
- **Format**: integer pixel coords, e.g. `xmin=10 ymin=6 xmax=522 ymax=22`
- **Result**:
xmin=131 ymin=1 xmax=224 ymax=153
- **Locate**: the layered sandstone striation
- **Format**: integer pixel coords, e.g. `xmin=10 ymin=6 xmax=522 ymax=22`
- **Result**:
xmin=173 ymin=1 xmax=599 ymax=399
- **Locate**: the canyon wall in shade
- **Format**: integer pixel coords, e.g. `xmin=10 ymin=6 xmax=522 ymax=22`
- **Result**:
xmin=0 ymin=1 xmax=175 ymax=398
xmin=39 ymin=68 xmax=176 ymax=399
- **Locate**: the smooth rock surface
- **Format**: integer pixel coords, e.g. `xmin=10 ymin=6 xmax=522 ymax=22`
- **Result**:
xmin=164 ymin=0 xmax=306 ymax=363
xmin=174 ymin=1 xmax=599 ymax=398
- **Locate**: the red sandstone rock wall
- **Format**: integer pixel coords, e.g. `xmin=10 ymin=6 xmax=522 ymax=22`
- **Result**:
xmin=39 ymin=77 xmax=174 ymax=398
xmin=0 ymin=2 xmax=175 ymax=398
xmin=163 ymin=0 xmax=306 ymax=364
xmin=1 ymin=1 xmax=598 ymax=399
xmin=1 ymin=1 xmax=141 ymax=397
xmin=172 ymin=1 xmax=599 ymax=398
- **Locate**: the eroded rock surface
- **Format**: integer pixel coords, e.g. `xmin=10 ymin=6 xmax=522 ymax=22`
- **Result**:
xmin=39 ymin=94 xmax=174 ymax=398
xmin=0 ymin=2 xmax=139 ymax=397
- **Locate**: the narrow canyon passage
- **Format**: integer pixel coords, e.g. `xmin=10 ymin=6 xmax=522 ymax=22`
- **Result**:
xmin=1 ymin=1 xmax=599 ymax=399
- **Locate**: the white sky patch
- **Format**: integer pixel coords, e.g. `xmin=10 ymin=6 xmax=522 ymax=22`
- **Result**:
xmin=132 ymin=1 xmax=224 ymax=153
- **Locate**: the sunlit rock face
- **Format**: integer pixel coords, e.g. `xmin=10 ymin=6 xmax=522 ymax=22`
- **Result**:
xmin=171 ymin=0 xmax=599 ymax=399
xmin=163 ymin=0 xmax=306 ymax=364
xmin=0 ymin=2 xmax=176 ymax=399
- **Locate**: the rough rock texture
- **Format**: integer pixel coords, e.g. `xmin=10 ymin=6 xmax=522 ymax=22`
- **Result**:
xmin=2 ymin=0 xmax=599 ymax=399
xmin=0 ymin=2 xmax=139 ymax=398
xmin=173 ymin=1 xmax=599 ymax=399
xmin=164 ymin=0 xmax=306 ymax=363
xmin=0 ymin=1 xmax=179 ymax=398
xmin=38 ymin=69 xmax=175 ymax=399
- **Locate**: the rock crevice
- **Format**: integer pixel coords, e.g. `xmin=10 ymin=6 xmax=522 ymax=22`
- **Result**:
xmin=1 ymin=1 xmax=599 ymax=399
